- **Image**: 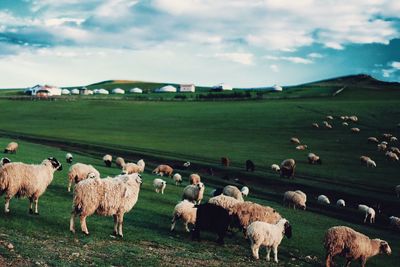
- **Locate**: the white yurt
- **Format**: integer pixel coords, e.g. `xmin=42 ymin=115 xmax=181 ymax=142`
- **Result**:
xmin=272 ymin=84 xmax=283 ymax=92
xmin=61 ymin=89 xmax=70 ymax=95
xmin=71 ymin=89 xmax=80 ymax=95
xmin=156 ymin=85 xmax=177 ymax=93
xmin=87 ymin=90 xmax=94 ymax=95
xmin=98 ymin=89 xmax=109 ymax=95
xmin=112 ymin=88 xmax=125 ymax=94
xmin=129 ymin=87 xmax=143 ymax=94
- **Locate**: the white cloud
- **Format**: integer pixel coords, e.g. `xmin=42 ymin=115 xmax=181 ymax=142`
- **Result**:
xmin=308 ymin=53 xmax=323 ymax=58
xmin=270 ymin=64 xmax=279 ymax=72
xmin=214 ymin=52 xmax=254 ymax=65
xmin=391 ymin=61 xmax=400 ymax=69
xmin=265 ymin=55 xmax=313 ymax=64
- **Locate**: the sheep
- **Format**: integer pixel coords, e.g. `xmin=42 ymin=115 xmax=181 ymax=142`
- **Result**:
xmin=324 ymin=226 xmax=391 ymax=267
xmin=0 ymin=157 xmax=62 ymax=214
xmin=103 ymin=154 xmax=112 ymax=167
xmin=4 ymin=142 xmax=18 ymax=154
xmin=395 ymin=185 xmax=400 ymax=198
xmin=280 ymin=159 xmax=296 ymax=178
xmin=360 ymin=156 xmax=371 ymax=164
xmin=173 ymin=173 xmax=182 ymax=185
xmin=366 ymin=158 xmax=376 ymax=168
xmin=283 ymin=191 xmax=306 ymax=210
xmin=241 ymin=186 xmax=249 ymax=197
xmin=271 ymin=164 xmax=280 ymax=172
xmin=189 ymin=173 xmax=201 ymax=185
xmin=221 ymin=157 xmax=230 ymax=167
xmin=137 ymin=159 xmax=145 ymax=173
xmin=0 ymin=157 xmax=11 ymax=167
xmin=325 ymin=123 xmax=333 ymax=129
xmin=153 ymin=178 xmax=166 ymax=194
xmin=170 ymin=200 xmax=197 ymax=232
xmin=326 ymin=115 xmax=334 ymax=120
xmin=340 ymin=116 xmax=346 ymax=120
xmin=210 ymin=188 xmax=223 ymax=197
xmin=367 ymin=137 xmax=379 ymax=144
xmin=70 ymin=173 xmax=142 ymax=237
xmin=122 ymin=163 xmax=141 ymax=174
xmin=342 ymin=122 xmax=348 ymax=126
xmin=296 ymin=145 xmax=308 ymax=150
xmin=67 ymin=163 xmax=100 ymax=192
xmin=382 ymin=133 xmax=393 ymax=139
xmin=381 ymin=141 xmax=388 ymax=146
xmin=290 ymin=137 xmax=300 ymax=144
xmin=312 ymin=123 xmax=319 ymax=128
xmin=308 ymin=153 xmax=322 ymax=164
xmin=389 ymin=147 xmax=400 ymax=155
xmin=389 ymin=216 xmax=400 ymax=231
xmin=318 ymin=195 xmax=330 ymax=205
xmin=349 ymin=115 xmax=358 ymax=122
xmin=385 ymin=151 xmax=399 ymax=161
xmin=66 ymin=153 xmax=73 ymax=164
xmin=152 ymin=164 xmax=173 ymax=177
xmin=208 ymin=194 xmax=241 ymax=215
xmin=115 ymin=157 xmax=126 ymax=168
xmin=223 ymin=185 xmax=244 ymax=202
xmin=191 ymin=203 xmax=231 ymax=245
xmin=247 ymin=218 xmax=292 ymax=262
xmin=246 ymin=160 xmax=255 ymax=172
xmin=182 ymin=182 xmax=205 ymax=204
xmin=183 ymin=161 xmax=190 ymax=168
xmin=336 ymin=199 xmax=346 ymax=207
xmin=391 ymin=136 xmax=398 ymax=142
xmin=351 ymin=127 xmax=360 ymax=133
xmin=358 ymin=204 xmax=375 ymax=223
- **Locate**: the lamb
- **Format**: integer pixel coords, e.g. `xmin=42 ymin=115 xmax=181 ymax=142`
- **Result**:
xmin=0 ymin=157 xmax=62 ymax=214
xmin=336 ymin=199 xmax=345 ymax=207
xmin=308 ymin=153 xmax=322 ymax=164
xmin=223 ymin=185 xmax=244 ymax=202
xmin=389 ymin=216 xmax=400 ymax=231
xmin=115 ymin=157 xmax=126 ymax=168
xmin=0 ymin=157 xmax=11 ymax=167
xmin=290 ymin=137 xmax=300 ymax=144
xmin=317 ymin=195 xmax=330 ymax=205
xmin=366 ymin=158 xmax=376 ymax=168
xmin=247 ymin=218 xmax=292 ymax=262
xmin=241 ymin=186 xmax=249 ymax=197
xmin=70 ymin=173 xmax=142 ymax=237
xmin=221 ymin=157 xmax=230 ymax=167
xmin=246 ymin=160 xmax=255 ymax=172
xmin=312 ymin=123 xmax=319 ymax=128
xmin=367 ymin=137 xmax=379 ymax=144
xmin=182 ymin=182 xmax=205 ymax=204
xmin=396 ymin=185 xmax=400 ymax=198
xmin=152 ymin=164 xmax=173 ymax=177
xmin=358 ymin=204 xmax=375 ymax=223
xmin=324 ymin=226 xmax=391 ymax=267
xmin=173 ymin=173 xmax=182 ymax=185
xmin=170 ymin=200 xmax=197 ymax=232
xmin=377 ymin=143 xmax=387 ymax=151
xmin=153 ymin=178 xmax=166 ymax=194
xmin=208 ymin=194 xmax=241 ymax=215
xmin=67 ymin=163 xmax=100 ymax=192
xmin=280 ymin=159 xmax=296 ymax=178
xmin=137 ymin=159 xmax=145 ymax=173
xmin=296 ymin=145 xmax=308 ymax=150
xmin=283 ymin=191 xmax=306 ymax=210
xmin=351 ymin=127 xmax=360 ymax=133
xmin=122 ymin=163 xmax=141 ymax=174
xmin=191 ymin=203 xmax=231 ymax=245
xmin=103 ymin=154 xmax=112 ymax=167
xmin=385 ymin=151 xmax=399 ymax=161
xmin=189 ymin=173 xmax=201 ymax=185
xmin=66 ymin=153 xmax=73 ymax=164
xmin=271 ymin=164 xmax=280 ymax=172
xmin=4 ymin=142 xmax=18 ymax=154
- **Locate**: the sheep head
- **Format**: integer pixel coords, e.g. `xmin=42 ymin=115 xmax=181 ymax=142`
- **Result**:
xmin=379 ymin=240 xmax=391 ymax=255
xmin=284 ymin=221 xmax=292 ymax=239
xmin=47 ymin=157 xmax=62 ymax=171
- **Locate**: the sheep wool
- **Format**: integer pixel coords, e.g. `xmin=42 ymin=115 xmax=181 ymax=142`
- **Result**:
xmin=182 ymin=182 xmax=205 ymax=204
xmin=115 ymin=157 xmax=126 ymax=168
xmin=324 ymin=226 xmax=391 ymax=267
xmin=189 ymin=173 xmax=201 ymax=185
xmin=241 ymin=186 xmax=249 ymax=197
xmin=70 ymin=173 xmax=142 ymax=237
xmin=170 ymin=200 xmax=197 ymax=232
xmin=173 ymin=173 xmax=182 ymax=185
xmin=103 ymin=154 xmax=112 ymax=167
xmin=67 ymin=163 xmax=101 ymax=192
xmin=208 ymin=194 xmax=241 ymax=214
xmin=283 ymin=191 xmax=306 ymax=210
xmin=137 ymin=159 xmax=145 ymax=173
xmin=122 ymin=163 xmax=141 ymax=174
xmin=317 ymin=195 xmax=330 ymax=205
xmin=152 ymin=164 xmax=173 ymax=177
xmin=223 ymin=185 xmax=244 ymax=202
xmin=153 ymin=178 xmax=166 ymax=194
xmin=0 ymin=157 xmax=62 ymax=214
xmin=4 ymin=142 xmax=18 ymax=154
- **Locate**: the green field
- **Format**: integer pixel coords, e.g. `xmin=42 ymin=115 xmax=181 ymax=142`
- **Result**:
xmin=0 ymin=75 xmax=399 ymax=266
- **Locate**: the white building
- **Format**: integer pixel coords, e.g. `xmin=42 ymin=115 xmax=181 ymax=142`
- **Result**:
xmin=71 ymin=89 xmax=80 ymax=95
xmin=129 ymin=87 xmax=143 ymax=94
xmin=179 ymin=84 xmax=195 ymax=93
xmin=25 ymin=84 xmax=62 ymax=96
xmin=112 ymin=88 xmax=125 ymax=94
xmin=212 ymin=83 xmax=233 ymax=91
xmin=155 ymin=85 xmax=177 ymax=93
xmin=61 ymin=89 xmax=71 ymax=95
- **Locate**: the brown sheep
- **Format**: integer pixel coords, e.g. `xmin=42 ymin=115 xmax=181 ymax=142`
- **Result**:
xmin=115 ymin=157 xmax=126 ymax=168
xmin=152 ymin=164 xmax=173 ymax=177
xmin=189 ymin=173 xmax=201 ymax=185
xmin=221 ymin=157 xmax=230 ymax=167
xmin=324 ymin=226 xmax=391 ymax=267
xmin=280 ymin=159 xmax=296 ymax=178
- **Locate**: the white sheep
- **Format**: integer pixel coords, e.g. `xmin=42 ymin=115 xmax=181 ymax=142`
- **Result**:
xmin=189 ymin=173 xmax=201 ymax=184
xmin=67 ymin=163 xmax=100 ymax=192
xmin=170 ymin=200 xmax=197 ymax=232
xmin=367 ymin=137 xmax=379 ymax=143
xmin=385 ymin=151 xmax=399 ymax=161
xmin=283 ymin=191 xmax=306 ymax=210
xmin=336 ymin=199 xmax=345 ymax=207
xmin=153 ymin=178 xmax=166 ymax=194
xmin=223 ymin=185 xmax=244 ymax=202
xmin=312 ymin=123 xmax=319 ymax=128
xmin=115 ymin=157 xmax=126 ymax=168
xmin=182 ymin=182 xmax=205 ymax=204
xmin=183 ymin=161 xmax=191 ymax=168
xmin=296 ymin=145 xmax=308 ymax=150
xmin=326 ymin=115 xmax=334 ymax=120
xmin=366 ymin=158 xmax=376 ymax=168
xmin=121 ymin=163 xmax=141 ymax=174
xmin=351 ymin=127 xmax=360 ymax=133
xmin=241 ymin=186 xmax=249 ymax=197
xmin=246 ymin=218 xmax=292 ymax=262
xmin=271 ymin=164 xmax=280 ymax=172
xmin=65 ymin=153 xmax=73 ymax=164
xmin=358 ymin=204 xmax=375 ymax=223
xmin=390 ymin=136 xmax=398 ymax=142
xmin=70 ymin=173 xmax=142 ymax=237
xmin=0 ymin=157 xmax=62 ymax=214
xmin=342 ymin=122 xmax=348 ymax=126
xmin=290 ymin=137 xmax=300 ymax=144
xmin=317 ymin=195 xmax=330 ymax=205
xmin=103 ymin=154 xmax=112 ymax=167
xmin=137 ymin=159 xmax=145 ymax=173
xmin=377 ymin=143 xmax=387 ymax=151
xmin=173 ymin=173 xmax=182 ymax=185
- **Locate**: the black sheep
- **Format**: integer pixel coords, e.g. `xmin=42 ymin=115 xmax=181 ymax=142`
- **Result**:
xmin=192 ymin=203 xmax=231 ymax=245
xmin=245 ymin=160 xmax=255 ymax=172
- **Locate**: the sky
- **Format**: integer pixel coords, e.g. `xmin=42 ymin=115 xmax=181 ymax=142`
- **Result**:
xmin=0 ymin=0 xmax=400 ymax=88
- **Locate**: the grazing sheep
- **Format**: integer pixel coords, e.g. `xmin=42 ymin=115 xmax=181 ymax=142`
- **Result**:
xmin=358 ymin=204 xmax=376 ymax=223
xmin=312 ymin=123 xmax=319 ymax=128
xmin=280 ymin=159 xmax=296 ymax=178
xmin=208 ymin=194 xmax=241 ymax=214
xmin=182 ymin=182 xmax=205 ymax=204
xmin=296 ymin=145 xmax=308 ymax=150
xmin=340 ymin=116 xmax=345 ymax=120
xmin=390 ymin=136 xmax=398 ymax=142
xmin=210 ymin=188 xmax=223 ymax=197
xmin=103 ymin=154 xmax=112 ymax=167
xmin=67 ymin=163 xmax=100 ymax=192
xmin=115 ymin=157 xmax=126 ymax=168
xmin=247 ymin=219 xmax=292 ymax=262
xmin=65 ymin=153 xmax=73 ymax=164
xmin=70 ymin=173 xmax=142 ymax=237
xmin=308 ymin=153 xmax=322 ymax=164
xmin=189 ymin=173 xmax=201 ymax=185
xmin=367 ymin=137 xmax=379 ymax=144
xmin=183 ymin=161 xmax=191 ymax=168
xmin=389 ymin=147 xmax=400 ymax=155
xmin=325 ymin=123 xmax=333 ymax=129
xmin=173 ymin=173 xmax=182 ymax=185
xmin=385 ymin=151 xmax=399 ymax=161
xmin=137 ymin=159 xmax=145 ymax=173
xmin=223 ymin=185 xmax=244 ymax=202
xmin=241 ymin=186 xmax=249 ymax=197
xmin=324 ymin=226 xmax=391 ymax=267
xmin=221 ymin=157 xmax=230 ymax=167
xmin=283 ymin=191 xmax=306 ymax=210
xmin=191 ymin=203 xmax=231 ymax=245
xmin=326 ymin=115 xmax=334 ymax=120
xmin=395 ymin=185 xmax=400 ymax=198
xmin=153 ymin=178 xmax=166 ymax=194
xmin=318 ymin=195 xmax=330 ymax=205
xmin=122 ymin=163 xmax=141 ymax=174
xmin=351 ymin=127 xmax=360 ymax=133
xmin=246 ymin=160 xmax=255 ymax=172
xmin=336 ymin=199 xmax=346 ymax=207
xmin=4 ymin=142 xmax=18 ymax=154
xmin=290 ymin=137 xmax=301 ymax=144
xmin=170 ymin=200 xmax=197 ymax=232
xmin=366 ymin=158 xmax=376 ymax=168
xmin=0 ymin=157 xmax=62 ymax=214
xmin=342 ymin=122 xmax=349 ymax=126
xmin=389 ymin=216 xmax=400 ymax=231
xmin=271 ymin=164 xmax=280 ymax=172
xmin=381 ymin=141 xmax=388 ymax=146
xmin=360 ymin=156 xmax=371 ymax=164
xmin=349 ymin=115 xmax=358 ymax=122
xmin=152 ymin=164 xmax=173 ymax=177
xmin=0 ymin=157 xmax=11 ymax=167
xmin=382 ymin=133 xmax=393 ymax=139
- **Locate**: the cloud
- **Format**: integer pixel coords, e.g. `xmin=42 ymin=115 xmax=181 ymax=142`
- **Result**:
xmin=265 ymin=55 xmax=313 ymax=64
xmin=200 ymin=52 xmax=254 ymax=65
xmin=308 ymin=53 xmax=323 ymax=59
xmin=391 ymin=61 xmax=400 ymax=69
xmin=270 ymin=64 xmax=279 ymax=72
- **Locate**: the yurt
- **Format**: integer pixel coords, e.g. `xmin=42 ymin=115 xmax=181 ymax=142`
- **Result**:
xmin=156 ymin=85 xmax=177 ymax=93
xmin=129 ymin=88 xmax=143 ymax=94
xmin=61 ymin=89 xmax=71 ymax=95
xmin=112 ymin=88 xmax=125 ymax=94
xmin=71 ymin=89 xmax=80 ymax=95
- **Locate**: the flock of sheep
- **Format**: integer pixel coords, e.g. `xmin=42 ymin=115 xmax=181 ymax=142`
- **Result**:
xmin=0 ymin=126 xmax=397 ymax=267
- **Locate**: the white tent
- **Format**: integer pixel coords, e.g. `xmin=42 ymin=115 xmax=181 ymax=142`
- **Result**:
xmin=156 ymin=85 xmax=177 ymax=93
xmin=129 ymin=87 xmax=143 ymax=94
xmin=61 ymin=89 xmax=70 ymax=95
xmin=98 ymin=89 xmax=109 ymax=95
xmin=112 ymin=88 xmax=125 ymax=94
xmin=272 ymin=84 xmax=283 ymax=92
xmin=71 ymin=89 xmax=80 ymax=95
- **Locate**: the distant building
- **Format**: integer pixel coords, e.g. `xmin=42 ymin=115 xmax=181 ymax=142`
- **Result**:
xmin=212 ymin=83 xmax=233 ymax=91
xmin=25 ymin=84 xmax=62 ymax=96
xmin=129 ymin=88 xmax=143 ymax=94
xmin=94 ymin=89 xmax=109 ymax=95
xmin=79 ymin=87 xmax=91 ymax=95
xmin=61 ymin=89 xmax=71 ymax=95
xmin=71 ymin=89 xmax=80 ymax=95
xmin=155 ymin=85 xmax=177 ymax=93
xmin=112 ymin=88 xmax=125 ymax=94
xmin=179 ymin=84 xmax=195 ymax=93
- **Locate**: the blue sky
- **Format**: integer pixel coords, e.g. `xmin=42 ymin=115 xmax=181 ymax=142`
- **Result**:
xmin=0 ymin=0 xmax=400 ymax=88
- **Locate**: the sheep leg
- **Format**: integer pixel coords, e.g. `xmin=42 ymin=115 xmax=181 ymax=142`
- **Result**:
xmin=345 ymin=258 xmax=352 ymax=267
xmin=34 ymin=197 xmax=39 ymax=215
xmin=29 ymin=197 xmax=34 ymax=214
xmin=250 ymin=242 xmax=260 ymax=260
xmin=325 ymin=254 xmax=332 ymax=267
xmin=266 ymin=247 xmax=271 ymax=261
xmin=68 ymin=180 xmax=72 ymax=192
xmin=359 ymin=257 xmax=366 ymax=267
xmin=117 ymin=213 xmax=124 ymax=237
xmin=4 ymin=196 xmax=11 ymax=213
xmin=184 ymin=222 xmax=190 ymax=232
xmin=80 ymin=215 xmax=89 ymax=235
xmin=273 ymin=245 xmax=278 ymax=263
xmin=112 ymin=215 xmax=118 ymax=236
xmin=363 ymin=213 xmax=368 ymax=223
xmin=70 ymin=212 xmax=76 ymax=233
